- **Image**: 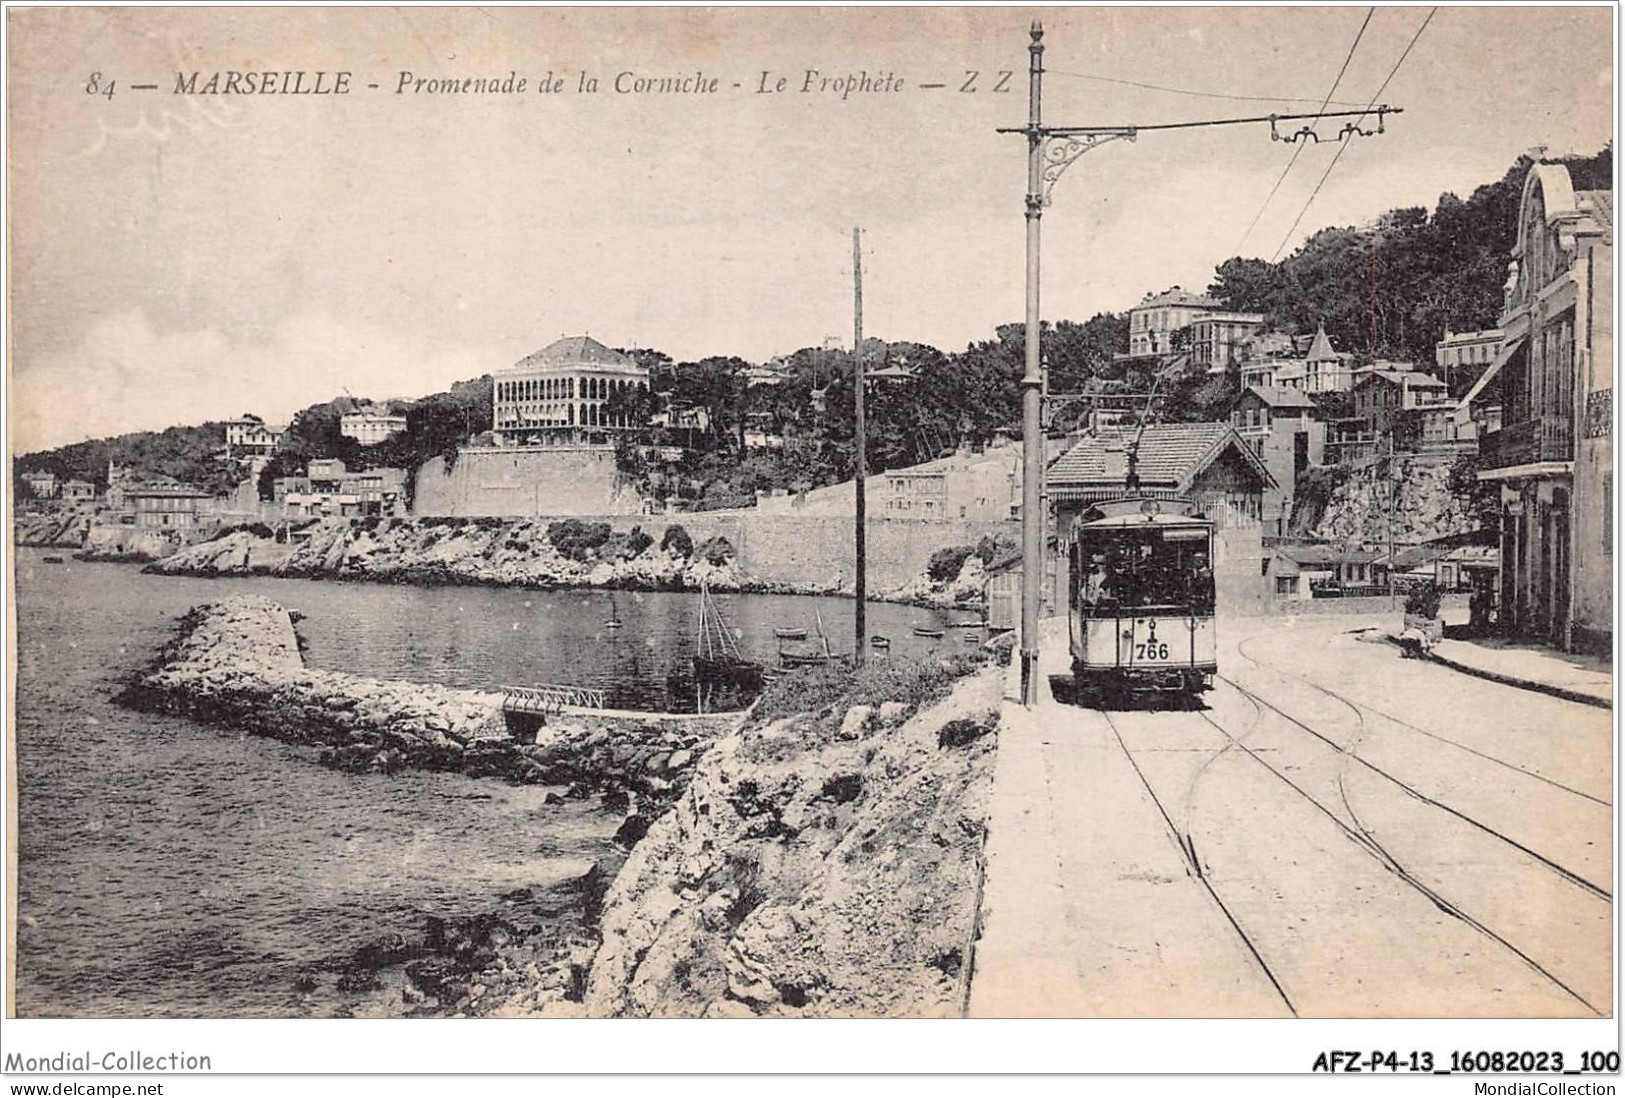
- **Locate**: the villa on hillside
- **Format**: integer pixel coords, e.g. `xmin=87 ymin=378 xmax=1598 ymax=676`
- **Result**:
xmin=492 ymin=335 xmax=651 ymax=448
xmin=1127 ymin=287 xmax=1221 ymax=356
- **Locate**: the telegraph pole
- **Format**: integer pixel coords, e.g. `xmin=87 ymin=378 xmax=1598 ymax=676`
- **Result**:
xmin=1017 ymin=23 xmax=1045 ymax=704
xmin=853 ymin=227 xmax=867 ymax=665
xmin=1000 ymin=21 xmax=1401 ymax=707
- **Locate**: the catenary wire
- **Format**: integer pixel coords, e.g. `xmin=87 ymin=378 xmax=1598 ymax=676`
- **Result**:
xmin=1237 ymin=7 xmax=1375 ymax=251
xmin=1046 ymin=67 xmax=1364 ymax=108
xmin=1271 ymin=7 xmax=1438 ymax=261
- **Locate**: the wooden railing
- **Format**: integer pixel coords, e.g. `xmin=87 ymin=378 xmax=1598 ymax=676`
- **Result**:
xmin=1479 ymin=415 xmax=1574 ymax=471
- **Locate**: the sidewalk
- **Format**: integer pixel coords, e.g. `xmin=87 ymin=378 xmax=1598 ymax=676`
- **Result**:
xmin=1426 ymin=634 xmax=1613 ymax=709
xmin=967 ymin=620 xmax=1289 ymax=1017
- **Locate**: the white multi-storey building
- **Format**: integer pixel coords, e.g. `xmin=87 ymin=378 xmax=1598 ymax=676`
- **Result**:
xmin=492 ymin=335 xmax=650 ymax=446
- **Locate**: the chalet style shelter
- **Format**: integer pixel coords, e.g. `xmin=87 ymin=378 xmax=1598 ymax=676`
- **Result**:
xmin=1048 ymin=423 xmax=1276 ymax=613
xmin=1473 ymin=162 xmax=1613 ymax=653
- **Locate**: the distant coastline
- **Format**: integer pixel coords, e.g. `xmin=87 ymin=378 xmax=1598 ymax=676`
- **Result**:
xmin=23 ymin=512 xmax=994 ymax=612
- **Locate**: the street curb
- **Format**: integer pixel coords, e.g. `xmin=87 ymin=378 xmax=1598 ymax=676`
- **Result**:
xmin=1423 ymin=648 xmax=1613 ymax=710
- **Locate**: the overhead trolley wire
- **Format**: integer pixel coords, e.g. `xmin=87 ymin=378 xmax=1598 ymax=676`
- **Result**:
xmin=1236 ymin=7 xmax=1375 ymax=251
xmin=1271 ymin=7 xmax=1439 ymax=261
xmin=1046 ymin=67 xmax=1364 ymax=109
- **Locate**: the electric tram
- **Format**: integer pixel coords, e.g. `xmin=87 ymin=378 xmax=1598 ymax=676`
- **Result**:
xmin=1066 ymin=496 xmax=1217 ymax=700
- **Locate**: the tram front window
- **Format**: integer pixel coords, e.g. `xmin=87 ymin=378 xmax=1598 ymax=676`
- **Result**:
xmin=1077 ymin=530 xmax=1214 ymax=614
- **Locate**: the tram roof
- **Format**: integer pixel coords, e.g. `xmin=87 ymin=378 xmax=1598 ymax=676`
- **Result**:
xmin=1076 ymin=511 xmax=1213 ymax=530
xmin=1048 ymin=422 xmax=1275 ymax=497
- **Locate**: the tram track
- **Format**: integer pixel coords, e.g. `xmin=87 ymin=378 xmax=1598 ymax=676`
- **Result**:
xmin=1098 ymin=705 xmax=1298 ymax=1017
xmin=1187 ymin=696 xmax=1603 ymax=1017
xmin=1234 ymin=634 xmax=1610 ymax=808
xmin=1220 ymin=645 xmax=1612 ymax=903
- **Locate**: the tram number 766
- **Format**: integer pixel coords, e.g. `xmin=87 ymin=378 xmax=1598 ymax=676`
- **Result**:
xmin=1134 ymin=640 xmax=1171 ymax=661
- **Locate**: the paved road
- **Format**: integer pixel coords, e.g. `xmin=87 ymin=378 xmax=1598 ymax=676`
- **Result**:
xmin=969 ymin=613 xmax=1612 ymax=1018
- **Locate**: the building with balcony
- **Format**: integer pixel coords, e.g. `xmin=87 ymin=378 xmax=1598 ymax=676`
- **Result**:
xmin=339 ymin=409 xmax=408 ymax=445
xmin=20 ymin=471 xmax=57 ymax=499
xmin=1127 ymin=287 xmax=1220 ymax=357
xmin=1192 ymin=312 xmax=1266 ymax=374
xmin=1351 ymin=365 xmax=1451 ymax=436
xmin=273 ymin=458 xmax=406 ymax=518
xmin=492 ymin=335 xmax=650 ymax=447
xmin=60 ymin=479 xmax=97 ymax=502
xmin=1302 ymin=323 xmax=1356 ymax=393
xmin=1471 ymin=162 xmax=1612 ymax=653
xmin=1435 ymin=328 xmax=1504 ymax=392
xmin=223 ymin=416 xmax=286 ymax=456
xmin=1231 ymin=386 xmax=1324 ymax=535
xmin=127 ymin=485 xmax=214 ymax=533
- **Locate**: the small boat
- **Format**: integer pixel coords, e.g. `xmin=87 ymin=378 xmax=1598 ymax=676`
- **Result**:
xmin=779 ymin=607 xmax=846 ymax=668
xmin=956 ymin=619 xmax=984 ymax=629
xmin=774 ymin=627 xmax=808 ymax=640
xmin=870 ymin=634 xmax=891 ymax=649
xmin=604 ymin=597 xmax=623 ymax=629
xmin=779 ymin=649 xmax=836 ymax=668
xmin=693 ymin=580 xmax=765 ymax=712
xmin=913 ymin=626 xmax=946 ymax=638
xmin=963 ymin=632 xmax=981 ymax=643
xmin=41 ymin=555 xmax=64 ymax=564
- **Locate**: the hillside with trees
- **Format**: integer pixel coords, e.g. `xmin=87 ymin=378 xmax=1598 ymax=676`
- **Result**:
xmin=20 ymin=148 xmax=1602 ymax=508
xmin=1206 ymin=146 xmax=1610 ymax=396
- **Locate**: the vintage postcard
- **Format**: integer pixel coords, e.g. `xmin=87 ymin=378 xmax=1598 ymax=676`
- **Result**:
xmin=4 ymin=2 xmax=1617 ymax=1077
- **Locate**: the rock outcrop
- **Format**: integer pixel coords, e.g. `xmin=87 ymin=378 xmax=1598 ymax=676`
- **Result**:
xmin=142 ymin=516 xmax=976 ymax=608
xmin=117 ymin=595 xmax=735 ymax=804
xmin=578 ymin=664 xmax=1000 ymax=1018
xmin=148 ymin=518 xmax=749 ymax=593
xmin=1311 ymin=455 xmax=1477 ymax=548
xmin=119 ymin=596 xmax=1002 ymax=1019
xmin=16 ymin=507 xmax=96 ymax=548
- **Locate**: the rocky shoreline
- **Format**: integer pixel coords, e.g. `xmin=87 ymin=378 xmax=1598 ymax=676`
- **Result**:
xmin=116 ymin=596 xmax=737 ymax=812
xmin=118 ymin=595 xmax=1001 ymax=1017
xmin=131 ymin=517 xmax=991 ymax=610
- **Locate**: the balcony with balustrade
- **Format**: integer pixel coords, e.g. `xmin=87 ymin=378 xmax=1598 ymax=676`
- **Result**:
xmin=1477 ymin=414 xmax=1574 ymax=473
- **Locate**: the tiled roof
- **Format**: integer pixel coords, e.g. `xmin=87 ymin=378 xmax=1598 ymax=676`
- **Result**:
xmin=126 ymin=485 xmax=212 ymax=499
xmin=1049 ymin=422 xmax=1274 ymax=491
xmin=1134 ymin=288 xmax=1220 ymax=311
xmin=509 ymin=335 xmax=641 ymax=372
xmin=1242 ymin=385 xmax=1316 ymax=408
xmin=1275 ymin=543 xmax=1382 ymax=566
xmin=1360 ymin=369 xmax=1445 ymax=388
xmin=1307 ymin=323 xmax=1338 ymax=362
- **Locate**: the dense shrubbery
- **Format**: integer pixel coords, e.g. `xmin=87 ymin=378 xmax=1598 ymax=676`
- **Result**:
xmin=626 ymin=526 xmax=654 ymax=556
xmin=548 ymin=519 xmax=614 ymax=562
xmin=1405 ymin=581 xmax=1442 ymax=620
xmin=750 ymin=652 xmax=986 ymax=727
xmin=695 ymin=535 xmax=735 ymax=567
xmin=207 ymin=522 xmax=274 ymax=542
xmin=661 ymin=524 xmax=694 ymax=558
xmin=927 ymin=545 xmax=976 ymax=583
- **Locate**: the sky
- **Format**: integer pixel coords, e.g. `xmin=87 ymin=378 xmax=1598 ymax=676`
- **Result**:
xmin=7 ymin=5 xmax=1615 ymax=453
